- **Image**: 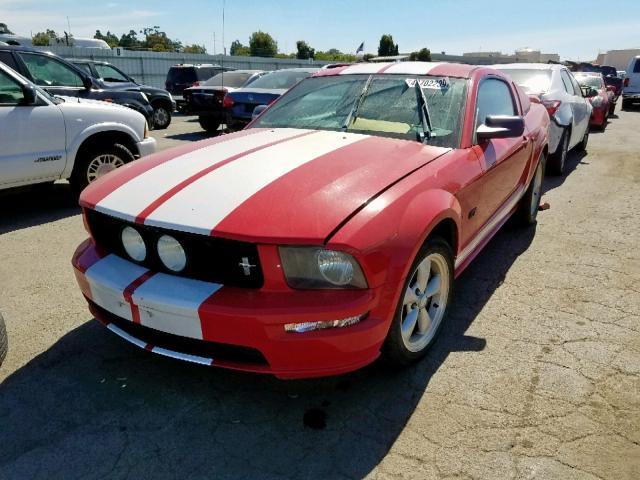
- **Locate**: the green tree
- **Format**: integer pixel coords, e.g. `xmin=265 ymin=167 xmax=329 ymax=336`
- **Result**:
xmin=314 ymin=48 xmax=356 ymax=62
xmin=230 ymin=40 xmax=250 ymax=56
xmin=32 ymin=29 xmax=57 ymax=46
xmin=296 ymin=40 xmax=315 ymax=60
xmin=118 ymin=30 xmax=141 ymax=49
xmin=409 ymin=48 xmax=431 ymax=62
xmin=378 ymin=34 xmax=399 ymax=57
xmin=249 ymin=31 xmax=278 ymax=57
xmin=183 ymin=44 xmax=207 ymax=54
xmin=362 ymin=53 xmax=375 ymax=62
xmin=94 ymin=30 xmax=119 ymax=48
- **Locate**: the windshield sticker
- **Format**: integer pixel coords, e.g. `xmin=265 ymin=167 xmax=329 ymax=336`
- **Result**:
xmin=405 ymin=77 xmax=451 ymax=90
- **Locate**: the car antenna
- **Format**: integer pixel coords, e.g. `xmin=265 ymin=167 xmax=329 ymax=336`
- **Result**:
xmin=415 ymin=78 xmax=433 ymax=142
xmin=221 ymin=0 xmax=225 ymax=88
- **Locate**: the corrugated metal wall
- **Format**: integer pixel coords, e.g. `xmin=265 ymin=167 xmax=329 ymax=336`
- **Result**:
xmin=35 ymin=47 xmax=330 ymax=88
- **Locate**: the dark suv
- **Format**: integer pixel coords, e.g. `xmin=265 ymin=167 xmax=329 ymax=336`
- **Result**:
xmin=0 ymin=46 xmax=154 ymax=125
xmin=72 ymin=59 xmax=175 ymax=129
xmin=165 ymin=64 xmax=233 ymax=111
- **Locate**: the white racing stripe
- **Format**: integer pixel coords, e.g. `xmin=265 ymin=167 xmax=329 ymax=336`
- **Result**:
xmin=95 ymin=128 xmax=308 ymax=222
xmin=144 ymin=130 xmax=368 ymax=235
xmin=384 ymin=62 xmax=443 ymax=75
xmin=84 ymin=255 xmax=149 ymax=321
xmin=131 ymin=273 xmax=223 ymax=340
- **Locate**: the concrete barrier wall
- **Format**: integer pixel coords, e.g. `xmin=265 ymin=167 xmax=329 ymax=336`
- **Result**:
xmin=35 ymin=46 xmax=330 ymax=88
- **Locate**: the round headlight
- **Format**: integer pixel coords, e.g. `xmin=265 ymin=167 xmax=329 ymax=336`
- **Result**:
xmin=316 ymin=250 xmax=354 ymax=286
xmin=157 ymin=235 xmax=187 ymax=272
xmin=121 ymin=226 xmax=146 ymax=261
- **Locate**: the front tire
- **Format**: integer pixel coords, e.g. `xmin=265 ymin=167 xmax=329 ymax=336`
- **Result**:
xmin=548 ymin=128 xmax=569 ymax=176
xmin=577 ymin=127 xmax=589 ymax=152
xmin=0 ymin=312 xmax=7 ymax=367
xmin=382 ymin=237 xmax=454 ymax=366
xmin=70 ymin=143 xmax=135 ymax=195
xmin=152 ymin=105 xmax=172 ymax=129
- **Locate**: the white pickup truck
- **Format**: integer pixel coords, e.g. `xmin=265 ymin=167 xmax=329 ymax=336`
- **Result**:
xmin=0 ymin=62 xmax=156 ymax=193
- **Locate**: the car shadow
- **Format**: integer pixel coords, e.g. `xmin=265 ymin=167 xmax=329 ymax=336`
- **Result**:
xmin=0 ymin=224 xmax=536 ymax=479
xmin=542 ymin=150 xmax=588 ymax=195
xmin=162 ymin=130 xmax=224 ymax=142
xmin=0 ymin=183 xmax=80 ymax=235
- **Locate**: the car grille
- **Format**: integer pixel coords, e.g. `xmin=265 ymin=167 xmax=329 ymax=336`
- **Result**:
xmin=86 ymin=210 xmax=264 ymax=288
xmin=92 ymin=301 xmax=269 ymax=367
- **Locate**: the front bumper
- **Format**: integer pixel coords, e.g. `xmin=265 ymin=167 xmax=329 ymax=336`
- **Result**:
xmin=136 ymin=137 xmax=157 ymax=158
xmin=72 ymin=240 xmax=394 ymax=379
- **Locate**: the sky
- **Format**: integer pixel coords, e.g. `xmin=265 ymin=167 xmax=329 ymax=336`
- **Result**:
xmin=2 ymin=0 xmax=640 ymax=61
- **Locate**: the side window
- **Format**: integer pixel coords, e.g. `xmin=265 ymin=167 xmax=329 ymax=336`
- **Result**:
xmin=560 ymin=70 xmax=573 ymax=94
xmin=475 ymin=78 xmax=516 ymax=133
xmin=0 ymin=51 xmax=18 ymax=71
xmin=18 ymin=53 xmax=84 ymax=87
xmin=95 ymin=64 xmax=129 ymax=82
xmin=75 ymin=63 xmax=93 ymax=75
xmin=634 ymin=60 xmax=640 ymax=73
xmin=0 ymin=70 xmax=25 ymax=106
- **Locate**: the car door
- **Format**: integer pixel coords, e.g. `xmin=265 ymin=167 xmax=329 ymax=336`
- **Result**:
xmin=471 ymin=77 xmax=531 ymax=228
xmin=0 ymin=68 xmax=66 ymax=188
xmin=561 ymin=69 xmax=589 ymax=148
xmin=16 ymin=51 xmax=86 ymax=98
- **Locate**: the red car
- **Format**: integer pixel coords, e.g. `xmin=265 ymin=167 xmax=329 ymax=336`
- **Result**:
xmin=574 ymin=72 xmax=613 ymax=130
xmin=72 ymin=62 xmax=548 ymax=379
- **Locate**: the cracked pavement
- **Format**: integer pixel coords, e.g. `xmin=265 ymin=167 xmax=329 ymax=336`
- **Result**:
xmin=0 ymin=110 xmax=638 ymax=479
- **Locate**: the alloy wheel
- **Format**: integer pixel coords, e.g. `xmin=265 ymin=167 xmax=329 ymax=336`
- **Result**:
xmin=154 ymin=107 xmax=169 ymax=128
xmin=86 ymin=154 xmax=124 ymax=183
xmin=401 ymin=252 xmax=451 ymax=352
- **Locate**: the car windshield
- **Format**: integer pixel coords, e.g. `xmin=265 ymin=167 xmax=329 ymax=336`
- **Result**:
xmin=251 ymin=74 xmax=467 ymax=148
xmin=168 ymin=68 xmax=196 ymax=84
xmin=247 ymin=70 xmax=314 ymax=90
xmin=203 ymin=72 xmax=254 ymax=87
xmin=498 ymin=69 xmax=552 ymax=93
xmin=576 ymin=76 xmax=602 ymax=89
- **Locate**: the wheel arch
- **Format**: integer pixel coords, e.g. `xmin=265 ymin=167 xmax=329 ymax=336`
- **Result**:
xmin=66 ymin=129 xmax=139 ymax=180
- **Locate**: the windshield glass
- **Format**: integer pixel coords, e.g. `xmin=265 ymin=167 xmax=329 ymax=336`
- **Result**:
xmin=252 ymin=74 xmax=467 ymax=148
xmin=95 ymin=64 xmax=129 ymax=82
xmin=248 ymin=70 xmax=314 ymax=90
xmin=498 ymin=69 xmax=552 ymax=93
xmin=575 ymin=75 xmax=603 ymax=89
xmin=203 ymin=71 xmax=254 ymax=87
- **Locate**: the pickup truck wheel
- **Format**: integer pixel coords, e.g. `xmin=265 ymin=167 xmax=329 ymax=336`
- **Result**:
xmin=517 ymin=155 xmax=544 ymax=225
xmin=382 ymin=237 xmax=453 ymax=366
xmin=152 ymin=105 xmax=171 ymax=129
xmin=0 ymin=312 xmax=7 ymax=367
xmin=198 ymin=116 xmax=221 ymax=133
xmin=70 ymin=143 xmax=134 ymax=194
xmin=548 ymin=129 xmax=568 ymax=176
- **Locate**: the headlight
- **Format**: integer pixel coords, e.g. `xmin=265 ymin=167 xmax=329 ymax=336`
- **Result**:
xmin=157 ymin=235 xmax=187 ymax=272
xmin=591 ymin=96 xmax=603 ymax=107
xmin=121 ymin=226 xmax=146 ymax=261
xmin=279 ymin=247 xmax=367 ymax=289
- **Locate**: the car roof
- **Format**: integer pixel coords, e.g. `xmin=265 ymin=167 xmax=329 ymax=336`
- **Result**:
xmin=314 ymin=61 xmax=477 ymax=78
xmin=493 ymin=63 xmax=561 ymax=71
xmin=170 ymin=63 xmax=222 ymax=68
xmin=270 ymin=67 xmax=320 ymax=73
xmin=574 ymin=71 xmax=602 ymax=77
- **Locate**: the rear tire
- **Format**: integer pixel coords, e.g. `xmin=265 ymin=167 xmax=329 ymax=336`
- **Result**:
xmin=382 ymin=237 xmax=454 ymax=366
xmin=70 ymin=143 xmax=135 ymax=195
xmin=0 ymin=312 xmax=7 ymax=367
xmin=622 ymin=99 xmax=631 ymax=110
xmin=516 ymin=155 xmax=544 ymax=226
xmin=577 ymin=128 xmax=589 ymax=152
xmin=548 ymin=129 xmax=568 ymax=176
xmin=198 ymin=116 xmax=221 ymax=133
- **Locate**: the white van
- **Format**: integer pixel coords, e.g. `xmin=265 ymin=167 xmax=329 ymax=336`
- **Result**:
xmin=622 ymin=56 xmax=640 ymax=109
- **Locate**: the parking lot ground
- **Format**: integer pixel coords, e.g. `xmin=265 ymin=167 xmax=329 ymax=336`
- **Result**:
xmin=0 ymin=109 xmax=638 ymax=480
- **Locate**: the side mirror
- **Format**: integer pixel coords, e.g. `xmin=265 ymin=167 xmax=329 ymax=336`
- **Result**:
xmin=476 ymin=115 xmax=525 ymax=141
xmin=21 ymin=84 xmax=37 ymax=105
xmin=82 ymin=76 xmax=93 ymax=90
xmin=252 ymin=104 xmax=269 ymax=120
xmin=582 ymin=86 xmax=598 ymax=98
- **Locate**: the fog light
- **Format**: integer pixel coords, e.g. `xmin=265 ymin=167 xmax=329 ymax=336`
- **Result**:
xmin=157 ymin=235 xmax=187 ymax=272
xmin=121 ymin=226 xmax=146 ymax=261
xmin=284 ymin=313 xmax=367 ymax=333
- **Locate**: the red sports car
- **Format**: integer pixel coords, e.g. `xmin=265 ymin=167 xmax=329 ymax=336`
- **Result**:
xmin=574 ymin=72 xmax=612 ymax=130
xmin=72 ymin=62 xmax=549 ymax=379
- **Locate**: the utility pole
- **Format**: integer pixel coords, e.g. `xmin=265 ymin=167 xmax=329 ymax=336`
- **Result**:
xmin=213 ymin=32 xmax=216 ymax=55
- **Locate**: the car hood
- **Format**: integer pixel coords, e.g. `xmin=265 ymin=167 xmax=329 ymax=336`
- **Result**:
xmin=81 ymin=128 xmax=449 ymax=243
xmin=56 ymin=95 xmax=129 ymax=110
xmin=230 ymin=87 xmax=288 ymax=97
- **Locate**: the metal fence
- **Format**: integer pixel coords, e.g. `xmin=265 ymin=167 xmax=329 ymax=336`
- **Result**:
xmin=34 ymin=46 xmax=330 ymax=89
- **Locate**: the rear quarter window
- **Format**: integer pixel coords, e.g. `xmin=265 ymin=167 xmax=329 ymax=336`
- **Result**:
xmin=634 ymin=60 xmax=640 ymax=73
xmin=168 ymin=68 xmax=197 ymax=84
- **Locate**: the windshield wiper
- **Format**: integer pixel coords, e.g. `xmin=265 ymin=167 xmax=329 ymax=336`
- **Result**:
xmin=342 ymin=75 xmax=373 ymax=130
xmin=414 ymin=79 xmax=433 ymax=143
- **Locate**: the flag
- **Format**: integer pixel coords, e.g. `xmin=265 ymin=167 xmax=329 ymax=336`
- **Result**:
xmin=355 ymin=42 xmax=364 ymax=55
